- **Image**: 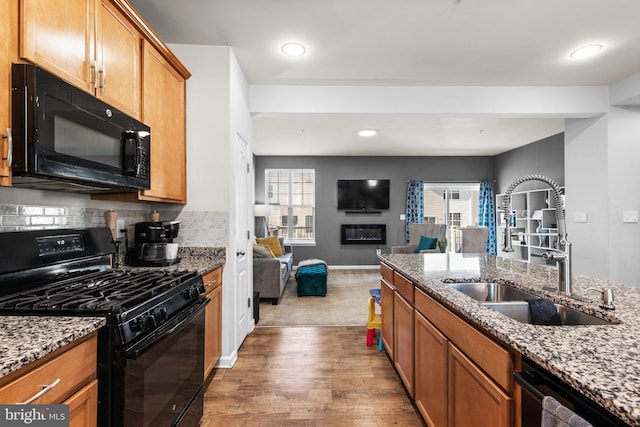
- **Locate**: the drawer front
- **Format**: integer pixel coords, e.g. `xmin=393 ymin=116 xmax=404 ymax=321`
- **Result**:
xmin=380 ymin=262 xmax=393 ymax=283
xmin=0 ymin=335 xmax=97 ymax=404
xmin=415 ymin=288 xmax=512 ymax=392
xmin=203 ymin=267 xmax=223 ymax=296
xmin=393 ymin=271 xmax=414 ymax=304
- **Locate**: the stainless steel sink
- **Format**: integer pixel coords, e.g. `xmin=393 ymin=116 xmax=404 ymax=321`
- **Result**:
xmin=448 ymin=282 xmax=538 ymax=302
xmin=484 ymin=301 xmax=617 ymax=325
xmin=448 ymin=282 xmax=618 ymax=325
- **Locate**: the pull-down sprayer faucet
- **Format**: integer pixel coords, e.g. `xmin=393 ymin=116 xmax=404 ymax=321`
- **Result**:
xmin=502 ymin=174 xmax=573 ymax=297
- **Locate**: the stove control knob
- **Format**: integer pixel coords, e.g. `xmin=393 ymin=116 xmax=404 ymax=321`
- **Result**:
xmin=152 ymin=307 xmax=168 ymax=323
xmin=131 ymin=314 xmax=155 ymax=332
xmin=185 ymin=287 xmax=199 ymax=300
xmin=139 ymin=314 xmax=156 ymax=331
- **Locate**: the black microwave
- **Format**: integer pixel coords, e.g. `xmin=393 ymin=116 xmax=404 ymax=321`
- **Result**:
xmin=11 ymin=63 xmax=150 ymax=193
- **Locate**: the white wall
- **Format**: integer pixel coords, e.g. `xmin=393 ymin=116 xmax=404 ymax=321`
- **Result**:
xmin=168 ymin=44 xmax=231 ymax=213
xmin=168 ymin=44 xmax=253 ymax=368
xmin=607 ymin=105 xmax=640 ymax=285
xmin=564 ymin=71 xmax=640 ymax=284
xmin=564 ymin=116 xmax=610 ymax=280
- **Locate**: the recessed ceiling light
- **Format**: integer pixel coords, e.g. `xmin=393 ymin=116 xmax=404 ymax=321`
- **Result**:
xmin=569 ymin=44 xmax=603 ymax=59
xmin=358 ymin=130 xmax=377 ymax=137
xmin=281 ymin=42 xmax=306 ymax=57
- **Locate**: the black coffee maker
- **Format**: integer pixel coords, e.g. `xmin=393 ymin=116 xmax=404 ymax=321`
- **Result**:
xmin=131 ymin=221 xmax=181 ymax=266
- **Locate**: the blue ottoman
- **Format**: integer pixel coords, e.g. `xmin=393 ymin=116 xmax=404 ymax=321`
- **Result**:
xmin=296 ymin=263 xmax=328 ymax=297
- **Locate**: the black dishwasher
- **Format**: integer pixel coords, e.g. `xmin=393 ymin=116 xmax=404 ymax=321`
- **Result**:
xmin=514 ymin=358 xmax=630 ymax=427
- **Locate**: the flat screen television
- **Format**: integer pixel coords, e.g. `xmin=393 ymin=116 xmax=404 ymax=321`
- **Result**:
xmin=337 ymin=179 xmax=390 ymax=211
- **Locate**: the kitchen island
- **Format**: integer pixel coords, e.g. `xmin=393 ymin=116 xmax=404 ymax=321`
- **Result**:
xmin=379 ymin=252 xmax=639 ymax=426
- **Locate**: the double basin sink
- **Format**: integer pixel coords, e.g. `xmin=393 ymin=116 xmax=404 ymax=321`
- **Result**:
xmin=448 ymin=282 xmax=615 ymax=326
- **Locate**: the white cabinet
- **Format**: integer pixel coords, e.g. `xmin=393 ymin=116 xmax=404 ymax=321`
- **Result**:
xmin=496 ymin=187 xmax=563 ymax=266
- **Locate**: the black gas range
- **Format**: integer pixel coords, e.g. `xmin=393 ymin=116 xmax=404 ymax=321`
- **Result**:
xmin=0 ymin=228 xmax=208 ymax=427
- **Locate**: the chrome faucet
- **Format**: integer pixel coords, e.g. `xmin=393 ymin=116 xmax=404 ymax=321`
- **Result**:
xmin=501 ymin=174 xmax=573 ymax=297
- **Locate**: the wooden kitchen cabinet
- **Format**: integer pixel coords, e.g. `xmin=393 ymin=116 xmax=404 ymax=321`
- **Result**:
xmin=380 ymin=264 xmax=395 ymax=358
xmin=20 ymin=0 xmax=141 ymax=119
xmin=0 ymin=0 xmax=12 ymax=186
xmin=137 ymin=40 xmax=187 ymax=203
xmin=65 ymin=379 xmax=99 ymax=427
xmin=414 ymin=287 xmax=513 ymax=427
xmin=94 ymin=0 xmax=141 ymax=118
xmin=380 ymin=263 xmax=415 ymax=397
xmin=203 ymin=267 xmax=223 ymax=380
xmin=380 ymin=261 xmax=515 ymax=427
xmin=0 ymin=333 xmax=98 ymax=427
xmin=394 ymin=291 xmax=415 ymax=398
xmin=449 ymin=345 xmax=511 ymax=427
xmin=415 ymin=311 xmax=448 ymax=427
xmin=393 ymin=270 xmax=415 ymax=397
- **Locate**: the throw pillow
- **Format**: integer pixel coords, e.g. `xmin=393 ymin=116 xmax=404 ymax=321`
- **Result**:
xmin=253 ymin=244 xmax=274 ymax=258
xmin=256 ymin=236 xmax=285 ymax=257
xmin=416 ymin=236 xmax=438 ymax=252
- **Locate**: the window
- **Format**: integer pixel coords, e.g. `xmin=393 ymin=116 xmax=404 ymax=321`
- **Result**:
xmin=448 ymin=212 xmax=462 ymax=227
xmin=265 ymin=169 xmax=315 ymax=243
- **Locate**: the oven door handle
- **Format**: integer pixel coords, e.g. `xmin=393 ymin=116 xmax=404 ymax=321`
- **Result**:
xmin=514 ymin=371 xmax=546 ymax=401
xmin=124 ymin=297 xmax=209 ymax=360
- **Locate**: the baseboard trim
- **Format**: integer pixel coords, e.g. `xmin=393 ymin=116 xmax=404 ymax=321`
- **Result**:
xmin=216 ymin=350 xmax=238 ymax=369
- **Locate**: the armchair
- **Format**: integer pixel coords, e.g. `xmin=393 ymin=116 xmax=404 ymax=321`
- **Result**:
xmin=391 ymin=223 xmax=447 ymax=254
xmin=460 ymin=226 xmax=489 ymax=253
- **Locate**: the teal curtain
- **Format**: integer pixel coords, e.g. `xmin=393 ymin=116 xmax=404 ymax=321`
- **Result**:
xmin=478 ymin=180 xmax=497 ymax=255
xmin=405 ymin=180 xmax=424 ymax=243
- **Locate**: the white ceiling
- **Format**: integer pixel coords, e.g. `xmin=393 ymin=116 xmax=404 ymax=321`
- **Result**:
xmin=128 ymin=0 xmax=640 ymax=156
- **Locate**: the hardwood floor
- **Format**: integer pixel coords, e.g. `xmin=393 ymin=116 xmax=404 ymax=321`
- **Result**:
xmin=201 ymin=326 xmax=425 ymax=426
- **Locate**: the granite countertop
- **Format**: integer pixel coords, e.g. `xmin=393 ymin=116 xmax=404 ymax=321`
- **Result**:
xmin=379 ymin=253 xmax=640 ymax=426
xmin=120 ymin=246 xmax=226 ymax=274
xmin=177 ymin=246 xmax=226 ymax=273
xmin=0 ymin=316 xmax=105 ymax=380
xmin=0 ymin=246 xmax=226 ymax=382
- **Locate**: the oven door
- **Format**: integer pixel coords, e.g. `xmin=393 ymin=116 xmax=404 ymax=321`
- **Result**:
xmin=113 ymin=297 xmax=209 ymax=427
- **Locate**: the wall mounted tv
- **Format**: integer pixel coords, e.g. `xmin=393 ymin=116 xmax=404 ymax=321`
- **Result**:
xmin=337 ymin=179 xmax=390 ymax=211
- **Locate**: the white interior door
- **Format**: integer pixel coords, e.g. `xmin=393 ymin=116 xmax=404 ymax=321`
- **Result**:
xmin=234 ymin=132 xmax=251 ymax=345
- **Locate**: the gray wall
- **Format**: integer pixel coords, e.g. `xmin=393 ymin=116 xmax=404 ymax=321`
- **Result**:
xmin=255 ymin=156 xmax=494 ymax=266
xmin=494 ymin=133 xmax=565 ymax=193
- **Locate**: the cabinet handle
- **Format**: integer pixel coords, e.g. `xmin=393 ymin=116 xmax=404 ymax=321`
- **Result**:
xmin=2 ymin=128 xmax=11 ymax=166
xmin=90 ymin=61 xmax=98 ymax=89
xmin=19 ymin=378 xmax=61 ymax=404
xmin=205 ymin=279 xmax=218 ymax=288
xmin=99 ymin=66 xmax=107 ymax=91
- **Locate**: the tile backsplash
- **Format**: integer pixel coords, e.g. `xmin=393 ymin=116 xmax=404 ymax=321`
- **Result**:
xmin=0 ymin=203 xmax=229 ymax=248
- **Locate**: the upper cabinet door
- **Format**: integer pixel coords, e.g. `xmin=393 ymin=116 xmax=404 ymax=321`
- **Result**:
xmin=20 ymin=0 xmax=95 ymax=93
xmin=95 ymin=0 xmax=140 ymax=118
xmin=139 ymin=41 xmax=187 ymax=203
xmin=20 ymin=0 xmax=141 ymax=119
